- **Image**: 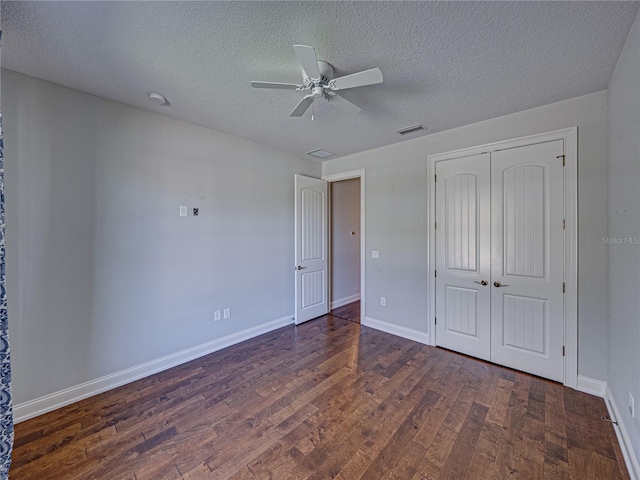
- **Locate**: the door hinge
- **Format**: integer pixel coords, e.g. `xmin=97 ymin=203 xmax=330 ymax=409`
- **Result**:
xmin=435 ymin=317 xmax=437 ymax=325
xmin=557 ymin=154 xmax=566 ymax=166
xmin=435 ymin=174 xmax=437 ymax=182
xmin=563 ymin=282 xmax=566 ymax=293
xmin=435 ymin=270 xmax=437 ymax=277
xmin=563 ymin=346 xmax=565 ymax=356
xmin=563 ymin=219 xmax=566 ymax=229
xmin=434 ymin=222 xmax=437 ymax=230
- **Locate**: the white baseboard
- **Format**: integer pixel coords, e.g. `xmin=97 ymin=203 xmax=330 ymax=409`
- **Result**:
xmin=576 ymin=375 xmax=607 ymax=397
xmin=605 ymin=385 xmax=640 ymax=480
xmin=331 ymin=293 xmax=361 ymax=310
xmin=362 ymin=316 xmax=430 ymax=345
xmin=14 ymin=314 xmax=295 ymax=424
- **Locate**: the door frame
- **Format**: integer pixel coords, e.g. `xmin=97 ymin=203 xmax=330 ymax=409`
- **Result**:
xmin=427 ymin=127 xmax=578 ymax=388
xmin=322 ymin=169 xmax=366 ymax=322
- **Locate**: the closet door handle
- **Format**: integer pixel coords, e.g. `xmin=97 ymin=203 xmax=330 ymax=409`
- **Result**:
xmin=493 ymin=281 xmax=509 ymax=287
xmin=474 ymin=280 xmax=488 ymax=286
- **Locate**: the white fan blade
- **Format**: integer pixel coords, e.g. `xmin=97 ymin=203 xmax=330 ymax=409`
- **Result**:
xmin=290 ymin=94 xmax=315 ymax=117
xmin=327 ymin=94 xmax=361 ymax=115
xmin=329 ymin=68 xmax=383 ymax=90
xmin=251 ymin=81 xmax=302 ymax=90
xmin=293 ymin=45 xmax=321 ymax=79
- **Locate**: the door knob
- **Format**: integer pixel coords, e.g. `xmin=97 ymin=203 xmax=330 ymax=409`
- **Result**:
xmin=474 ymin=280 xmax=488 ymax=286
xmin=493 ymin=281 xmax=509 ymax=287
xmin=296 ymin=265 xmax=306 ymax=270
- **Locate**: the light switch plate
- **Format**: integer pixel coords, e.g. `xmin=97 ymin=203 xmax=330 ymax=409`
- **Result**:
xmin=180 ymin=206 xmax=188 ymax=217
xmin=372 ymin=250 xmax=379 ymax=259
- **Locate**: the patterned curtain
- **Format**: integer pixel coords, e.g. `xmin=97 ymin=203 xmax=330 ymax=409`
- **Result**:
xmin=0 ymin=29 xmax=14 ymax=479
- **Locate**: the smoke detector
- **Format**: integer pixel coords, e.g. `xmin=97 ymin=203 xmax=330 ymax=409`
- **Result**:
xmin=148 ymin=92 xmax=169 ymax=106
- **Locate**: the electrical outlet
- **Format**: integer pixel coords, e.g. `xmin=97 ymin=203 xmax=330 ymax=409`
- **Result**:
xmin=630 ymin=392 xmax=635 ymax=418
xmin=214 ymin=310 xmax=221 ymax=321
xmin=380 ymin=296 xmax=386 ymax=306
xmin=224 ymin=308 xmax=230 ymax=319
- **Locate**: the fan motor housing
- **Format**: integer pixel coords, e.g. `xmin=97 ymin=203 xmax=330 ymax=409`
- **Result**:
xmin=303 ymin=60 xmax=334 ymax=86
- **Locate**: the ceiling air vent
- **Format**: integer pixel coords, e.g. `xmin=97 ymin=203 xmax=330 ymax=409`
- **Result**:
xmin=395 ymin=124 xmax=426 ymax=135
xmin=307 ymin=149 xmax=334 ymax=158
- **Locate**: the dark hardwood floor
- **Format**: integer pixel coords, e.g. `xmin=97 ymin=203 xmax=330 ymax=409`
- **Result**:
xmin=12 ymin=309 xmax=629 ymax=479
xmin=330 ymin=300 xmax=360 ymax=324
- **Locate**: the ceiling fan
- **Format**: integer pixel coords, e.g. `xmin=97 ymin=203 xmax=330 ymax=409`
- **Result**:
xmin=251 ymin=45 xmax=383 ymax=117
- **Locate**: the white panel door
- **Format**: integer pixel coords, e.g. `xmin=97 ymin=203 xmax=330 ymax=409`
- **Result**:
xmin=435 ymin=154 xmax=492 ymax=360
xmin=490 ymin=141 xmax=565 ymax=381
xmin=294 ymin=174 xmax=329 ymax=325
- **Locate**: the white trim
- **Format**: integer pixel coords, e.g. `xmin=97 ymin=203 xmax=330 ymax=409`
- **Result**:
xmin=605 ymin=385 xmax=640 ymax=480
xmin=323 ymin=169 xmax=366 ymax=323
xmin=576 ymin=375 xmax=607 ymax=397
xmin=562 ymin=127 xmax=579 ymax=389
xmin=14 ymin=314 xmax=294 ymax=424
xmin=363 ymin=316 xmax=430 ymax=345
xmin=331 ymin=293 xmax=361 ymax=310
xmin=427 ymin=127 xmax=579 ymax=388
xmin=322 ymin=169 xmax=365 ymax=183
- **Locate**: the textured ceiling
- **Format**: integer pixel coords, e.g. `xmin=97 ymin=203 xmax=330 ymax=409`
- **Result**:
xmin=2 ymin=1 xmax=639 ymax=160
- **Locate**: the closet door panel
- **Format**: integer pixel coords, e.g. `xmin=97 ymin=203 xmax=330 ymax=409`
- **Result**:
xmin=490 ymin=140 xmax=565 ymax=382
xmin=435 ymin=154 xmax=491 ymax=360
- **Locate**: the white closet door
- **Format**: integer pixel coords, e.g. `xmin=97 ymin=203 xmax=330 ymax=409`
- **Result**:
xmin=435 ymin=154 xmax=492 ymax=360
xmin=490 ymin=140 xmax=565 ymax=381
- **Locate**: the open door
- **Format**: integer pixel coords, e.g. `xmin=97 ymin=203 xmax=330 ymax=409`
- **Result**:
xmin=295 ymin=174 xmax=329 ymax=324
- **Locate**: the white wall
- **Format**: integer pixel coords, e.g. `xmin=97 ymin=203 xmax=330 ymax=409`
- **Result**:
xmin=330 ymin=178 xmax=360 ymax=305
xmin=607 ymin=11 xmax=640 ymax=470
xmin=323 ymin=91 xmax=609 ymax=381
xmin=2 ymin=70 xmax=320 ymax=406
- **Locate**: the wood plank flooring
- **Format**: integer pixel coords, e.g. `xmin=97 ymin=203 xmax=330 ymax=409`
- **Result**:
xmin=12 ymin=304 xmax=629 ymax=479
xmin=330 ymin=301 xmax=360 ymax=324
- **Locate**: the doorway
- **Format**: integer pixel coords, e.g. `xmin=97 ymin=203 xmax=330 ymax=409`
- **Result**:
xmin=330 ymin=178 xmax=361 ymax=323
xmin=294 ymin=170 xmax=366 ymax=325
xmin=324 ymin=169 xmax=366 ymax=324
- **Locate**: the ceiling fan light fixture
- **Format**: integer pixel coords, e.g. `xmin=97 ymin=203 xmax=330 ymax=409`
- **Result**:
xmin=251 ymin=45 xmax=383 ymax=118
xmin=306 ymin=149 xmax=334 ymax=158
xmin=395 ymin=124 xmax=426 ymax=135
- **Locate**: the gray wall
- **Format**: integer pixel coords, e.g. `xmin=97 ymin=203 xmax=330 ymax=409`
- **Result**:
xmin=323 ymin=91 xmax=609 ymax=381
xmin=3 ymin=70 xmax=320 ymax=404
xmin=607 ymin=12 xmax=640 ymax=464
xmin=330 ymin=178 xmax=360 ymax=304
